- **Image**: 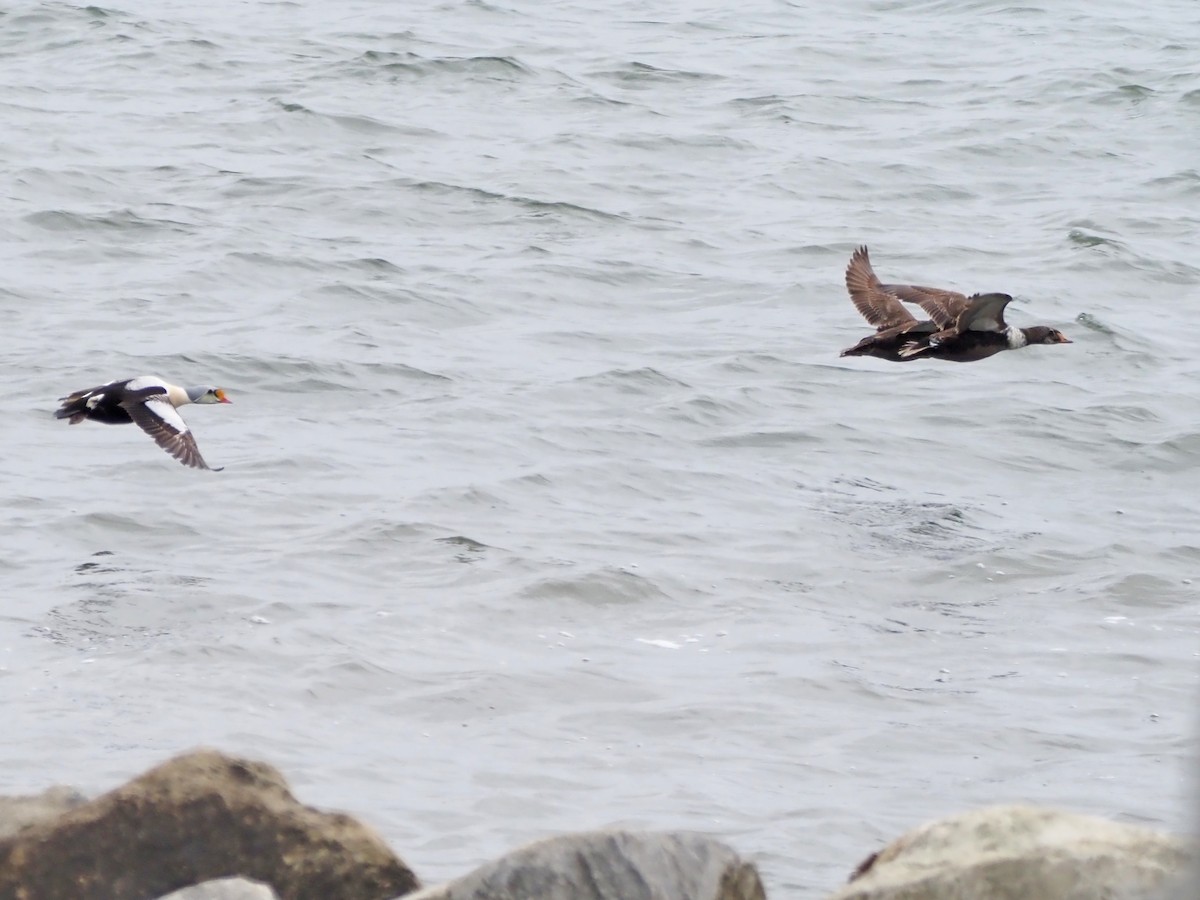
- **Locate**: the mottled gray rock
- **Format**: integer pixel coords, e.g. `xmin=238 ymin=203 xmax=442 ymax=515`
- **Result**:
xmin=400 ymin=830 xmax=764 ymax=900
xmin=831 ymin=804 xmax=1197 ymax=900
xmin=0 ymin=749 xmax=419 ymax=900
xmin=0 ymin=785 xmax=87 ymax=839
xmin=157 ymin=879 xmax=279 ymax=900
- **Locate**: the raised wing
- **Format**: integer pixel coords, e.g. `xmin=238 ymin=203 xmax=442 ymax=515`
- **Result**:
xmin=880 ymin=284 xmax=970 ymax=329
xmin=956 ymin=293 xmax=1013 ymax=333
xmin=124 ymin=397 xmax=218 ymax=470
xmin=845 ymin=246 xmax=917 ymax=331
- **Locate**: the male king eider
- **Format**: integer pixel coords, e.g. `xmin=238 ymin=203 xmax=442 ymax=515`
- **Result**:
xmin=55 ymin=376 xmax=231 ymax=470
xmin=839 ymin=246 xmax=1072 ymax=363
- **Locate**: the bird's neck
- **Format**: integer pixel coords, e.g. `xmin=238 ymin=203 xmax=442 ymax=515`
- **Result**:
xmin=1006 ymin=325 xmax=1028 ymax=349
xmin=165 ymin=385 xmax=191 ymax=408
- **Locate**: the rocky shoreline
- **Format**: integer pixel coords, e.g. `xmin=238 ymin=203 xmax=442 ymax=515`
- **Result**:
xmin=0 ymin=749 xmax=1193 ymax=900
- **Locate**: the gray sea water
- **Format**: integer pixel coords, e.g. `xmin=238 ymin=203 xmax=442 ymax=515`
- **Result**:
xmin=2 ymin=0 xmax=1198 ymax=895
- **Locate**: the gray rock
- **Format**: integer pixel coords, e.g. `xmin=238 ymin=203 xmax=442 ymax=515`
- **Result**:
xmin=399 ymin=830 xmax=764 ymax=900
xmin=0 ymin=748 xmax=420 ymax=900
xmin=157 ymin=878 xmax=279 ymax=900
xmin=0 ymin=785 xmax=87 ymax=839
xmin=830 ymin=804 xmax=1197 ymax=900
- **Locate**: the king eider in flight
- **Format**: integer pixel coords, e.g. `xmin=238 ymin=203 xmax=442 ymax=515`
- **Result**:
xmin=839 ymin=246 xmax=1072 ymax=362
xmin=55 ymin=376 xmax=231 ymax=470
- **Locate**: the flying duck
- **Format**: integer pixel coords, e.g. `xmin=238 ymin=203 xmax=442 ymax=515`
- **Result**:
xmin=55 ymin=376 xmax=231 ymax=470
xmin=839 ymin=246 xmax=1072 ymax=362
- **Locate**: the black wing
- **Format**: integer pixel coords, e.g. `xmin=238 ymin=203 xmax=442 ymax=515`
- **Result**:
xmin=123 ymin=398 xmax=220 ymax=471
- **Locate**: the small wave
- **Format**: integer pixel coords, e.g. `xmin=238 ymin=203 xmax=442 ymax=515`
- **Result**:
xmin=77 ymin=512 xmax=173 ymax=535
xmin=1142 ymin=169 xmax=1200 ymax=196
xmin=33 ymin=550 xmax=215 ymax=651
xmin=24 ymin=208 xmax=194 ymax=236
xmin=590 ymin=61 xmax=725 ymax=85
xmin=1080 ymin=402 xmax=1161 ymax=424
xmin=570 ymin=92 xmax=636 ymax=109
xmin=521 ymin=567 xmax=671 ymax=606
xmin=822 ymin=493 xmax=1002 ymax=559
xmin=1066 ymin=227 xmax=1126 ymax=251
xmin=74 ymin=550 xmax=118 ymax=576
xmin=1090 ymin=83 xmax=1156 ymax=109
xmin=464 ymin=0 xmax=524 ymax=12
xmin=268 ymin=98 xmax=423 ymax=135
xmin=357 ymin=48 xmax=419 ymax=64
xmin=435 ymin=535 xmax=496 ymax=563
xmin=728 ymin=94 xmax=790 ymax=112
xmin=1115 ymin=430 xmax=1200 ymax=474
xmin=273 ymin=99 xmax=309 ymax=114
xmin=194 ymin=353 xmax=450 ymax=391
xmin=571 ymin=367 xmax=691 ymax=394
xmin=1074 ymin=312 xmax=1117 ymax=335
xmin=224 ymin=250 xmax=325 ymax=271
xmin=435 ymin=535 xmax=495 ymax=552
xmin=701 ymin=429 xmax=822 ymax=449
xmin=342 ymin=256 xmax=405 ymax=274
xmin=323 ymin=112 xmax=404 ymax=134
xmin=220 ymin=176 xmax=316 ymax=200
xmin=403 ymin=179 xmax=625 ymax=222
xmin=169 ymin=37 xmax=217 ymax=49
xmin=615 ymin=133 xmax=755 ymax=152
xmin=348 ymin=52 xmax=532 ymax=81
xmin=82 ymin=5 xmax=118 ymax=17
xmin=657 ymin=394 xmax=751 ymax=428
xmin=831 ymin=476 xmax=898 ymax=494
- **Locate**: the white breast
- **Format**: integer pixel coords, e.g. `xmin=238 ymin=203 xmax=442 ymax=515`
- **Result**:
xmin=1005 ymin=325 xmax=1027 ymax=349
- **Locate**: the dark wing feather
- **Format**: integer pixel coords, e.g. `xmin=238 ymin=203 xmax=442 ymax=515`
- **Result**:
xmin=57 ymin=379 xmax=129 ymax=404
xmin=123 ymin=398 xmax=218 ymax=471
xmin=845 ymin=246 xmax=917 ymax=330
xmin=880 ymin=283 xmax=970 ymax=329
xmin=55 ymin=379 xmax=130 ymax=421
xmin=956 ymin=293 xmax=1013 ymax=333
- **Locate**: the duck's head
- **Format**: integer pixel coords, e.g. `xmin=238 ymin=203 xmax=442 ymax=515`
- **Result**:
xmin=1024 ymin=326 xmax=1072 ymax=345
xmin=186 ymin=386 xmax=232 ymax=404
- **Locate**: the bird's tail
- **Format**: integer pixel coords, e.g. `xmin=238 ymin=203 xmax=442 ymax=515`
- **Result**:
xmin=54 ymin=388 xmax=96 ymax=423
xmin=54 ymin=400 xmax=88 ymax=423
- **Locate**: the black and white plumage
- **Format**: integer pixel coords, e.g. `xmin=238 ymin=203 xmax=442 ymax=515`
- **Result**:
xmin=55 ymin=376 xmax=231 ymax=470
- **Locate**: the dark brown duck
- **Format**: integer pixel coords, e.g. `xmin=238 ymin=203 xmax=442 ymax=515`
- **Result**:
xmin=839 ymin=246 xmax=1072 ymax=363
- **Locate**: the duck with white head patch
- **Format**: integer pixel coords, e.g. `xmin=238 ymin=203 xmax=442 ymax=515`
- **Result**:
xmin=55 ymin=376 xmax=231 ymax=470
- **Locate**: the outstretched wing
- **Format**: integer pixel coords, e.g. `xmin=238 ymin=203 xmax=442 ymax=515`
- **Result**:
xmin=956 ymin=292 xmax=1013 ymax=333
xmin=845 ymin=246 xmax=917 ymax=331
xmin=123 ymin=397 xmax=218 ymax=470
xmin=881 ymin=283 xmax=971 ymax=329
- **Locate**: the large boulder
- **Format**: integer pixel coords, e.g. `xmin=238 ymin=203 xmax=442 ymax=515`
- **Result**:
xmin=399 ymin=830 xmax=764 ymax=900
xmin=829 ymin=804 xmax=1196 ymax=900
xmin=0 ymin=749 xmax=418 ymax=900
xmin=0 ymin=785 xmax=87 ymax=839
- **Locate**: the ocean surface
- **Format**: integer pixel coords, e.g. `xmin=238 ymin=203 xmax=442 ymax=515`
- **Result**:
xmin=2 ymin=0 xmax=1198 ymax=894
